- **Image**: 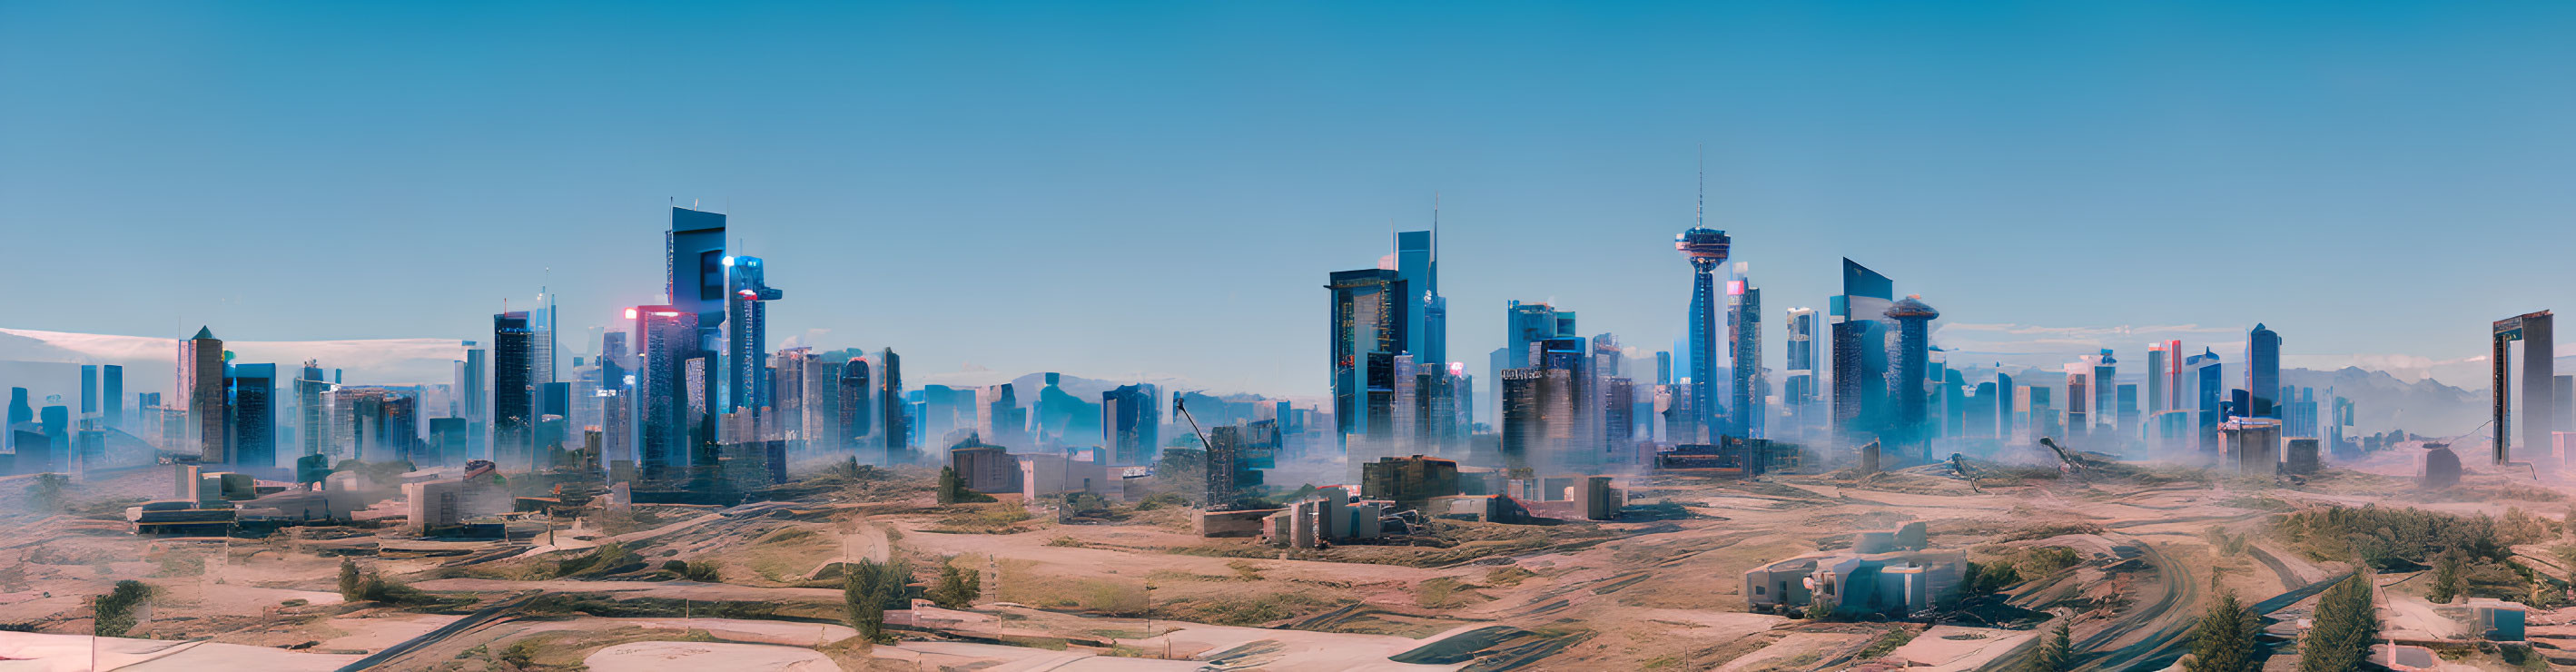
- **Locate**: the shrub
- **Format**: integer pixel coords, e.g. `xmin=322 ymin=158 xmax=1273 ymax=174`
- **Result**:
xmin=91 ymin=580 xmax=153 ymax=637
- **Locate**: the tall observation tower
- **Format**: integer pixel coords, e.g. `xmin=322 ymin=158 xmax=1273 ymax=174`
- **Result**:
xmin=1677 ymin=226 xmax=1731 ymax=441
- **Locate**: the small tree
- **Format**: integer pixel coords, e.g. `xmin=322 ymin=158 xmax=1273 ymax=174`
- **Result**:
xmin=337 ymin=558 xmax=362 ymax=601
xmin=844 ymin=557 xmax=913 ymax=642
xmin=2430 ymin=547 xmax=2466 ymax=604
xmin=936 ymin=467 xmax=964 ymax=505
xmin=2028 ymin=618 xmax=2074 ymax=671
xmin=2180 ymin=586 xmax=2258 ymax=672
xmin=91 ymin=580 xmax=153 ymax=637
xmin=2298 ymin=571 xmax=2379 ymax=672
xmin=26 ymin=473 xmax=69 ymax=512
xmin=926 ymin=561 xmax=982 ymax=609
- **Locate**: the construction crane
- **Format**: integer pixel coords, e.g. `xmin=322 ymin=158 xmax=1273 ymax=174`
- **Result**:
xmin=2038 ymin=437 xmax=2089 ymax=479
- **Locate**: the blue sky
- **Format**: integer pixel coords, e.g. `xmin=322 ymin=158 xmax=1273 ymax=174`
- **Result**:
xmin=3 ymin=1 xmax=2572 ymax=397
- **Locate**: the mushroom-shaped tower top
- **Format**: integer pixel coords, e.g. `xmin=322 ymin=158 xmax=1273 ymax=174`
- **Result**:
xmin=1884 ymin=296 xmax=1940 ymax=321
xmin=1675 ymin=227 xmax=1732 ymax=268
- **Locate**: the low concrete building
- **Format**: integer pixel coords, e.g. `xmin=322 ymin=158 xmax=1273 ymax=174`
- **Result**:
xmin=1743 ymin=550 xmax=1965 ymax=618
xmin=950 ymin=445 xmax=1022 ymax=495
xmin=1259 ymin=486 xmax=1390 ymax=548
xmin=1424 ymin=494 xmax=1530 ymax=523
xmin=1360 ymin=455 xmax=1460 ymax=506
xmin=2284 ymin=437 xmax=2321 ymax=475
xmin=1194 ymin=508 xmax=1280 ymax=538
xmin=1019 ymin=453 xmax=1122 ymax=501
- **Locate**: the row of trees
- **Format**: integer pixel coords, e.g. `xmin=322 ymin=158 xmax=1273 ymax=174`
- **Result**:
xmin=843 ymin=554 xmax=983 ymax=642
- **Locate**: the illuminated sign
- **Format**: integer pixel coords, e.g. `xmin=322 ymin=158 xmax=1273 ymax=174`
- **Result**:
xmin=1726 ymin=281 xmax=1744 ymax=296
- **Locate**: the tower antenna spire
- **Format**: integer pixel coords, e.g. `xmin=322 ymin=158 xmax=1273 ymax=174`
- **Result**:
xmin=1432 ymin=192 xmax=1440 ymax=262
xmin=1696 ymin=143 xmax=1705 ymax=227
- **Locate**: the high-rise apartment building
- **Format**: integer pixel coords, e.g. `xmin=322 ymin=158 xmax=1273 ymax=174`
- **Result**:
xmin=493 ymin=311 xmax=537 ymax=470
xmin=725 ymin=256 xmax=783 ymax=413
xmin=177 ymin=326 xmax=227 ymax=464
xmin=1327 ymin=268 xmax=1407 ymax=451
xmin=228 ymin=363 xmax=277 ymax=473
xmin=2246 ymin=323 xmax=2282 ymax=419
xmin=1727 ymin=263 xmax=1762 ymax=439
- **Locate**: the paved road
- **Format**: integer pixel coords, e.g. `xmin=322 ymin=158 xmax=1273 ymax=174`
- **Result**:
xmin=331 ymin=591 xmax=540 ymax=671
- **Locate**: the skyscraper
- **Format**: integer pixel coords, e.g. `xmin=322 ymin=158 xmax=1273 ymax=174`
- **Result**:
xmin=1675 ymin=226 xmax=1732 ymax=442
xmin=838 ymin=357 xmax=872 ymax=453
xmin=2188 ymin=347 xmax=2223 ymax=452
xmin=229 ymin=363 xmax=277 ymax=473
xmin=2246 ymin=323 xmax=2282 ymax=419
xmin=102 ymin=364 xmax=123 ymax=430
xmin=2163 ymin=339 xmax=2184 ymax=412
xmin=878 ymin=349 xmax=905 ymax=462
xmin=1884 ymin=296 xmax=1939 ymax=450
xmin=1727 ymin=263 xmax=1762 ymax=439
xmin=2145 ymin=343 xmax=2166 ymax=416
xmin=297 ymin=361 xmax=330 ymax=460
xmin=177 ymin=326 xmax=227 ymax=463
xmin=79 ymin=365 xmax=97 ymax=418
xmin=1831 ymin=260 xmax=1896 ymax=438
xmin=2491 ymin=311 xmax=2554 ymax=464
xmin=633 ymin=306 xmax=700 ymax=480
xmin=1327 ymin=268 xmax=1407 ymax=452
xmin=666 ymin=206 xmax=727 ymax=340
xmin=1103 ymin=383 xmax=1160 ymax=467
xmin=725 ymin=255 xmax=783 ymax=413
xmin=493 ymin=311 xmax=537 ymax=470
xmin=460 ymin=342 xmax=488 ymax=460
xmin=1395 ymin=228 xmax=1445 ymax=366
xmin=1783 ymin=307 xmax=1817 ymax=439
xmin=2093 ymin=350 xmax=2117 ymax=433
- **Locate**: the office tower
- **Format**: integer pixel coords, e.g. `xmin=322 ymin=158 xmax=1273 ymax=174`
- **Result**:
xmin=2187 ymin=347 xmax=2222 ymax=452
xmin=102 ymin=365 xmax=123 ymax=430
xmin=493 ymin=311 xmax=537 ymax=470
xmin=837 ymin=357 xmax=871 ymax=452
xmin=769 ymin=348 xmax=807 ymax=446
xmin=725 ymin=256 xmax=783 ymax=413
xmin=633 ymin=306 xmax=700 ymax=480
xmin=1996 ymin=371 xmax=2017 ymax=441
xmin=2092 ymin=350 xmax=2117 ymax=433
xmin=1396 ymin=228 xmax=1445 ymax=366
xmin=1391 ymin=354 xmax=1419 ymax=456
xmin=1830 ymin=259 xmax=1897 ymax=437
xmin=1497 ymin=336 xmax=1594 ymax=479
xmin=2146 ymin=344 xmax=2167 ymax=415
xmin=977 ymin=383 xmax=1028 ymax=448
xmin=1727 ymin=264 xmax=1762 ymax=439
xmin=2559 ymin=375 xmax=2574 ymax=433
xmin=38 ymin=406 xmax=66 ymax=473
xmin=459 ymin=343 xmax=488 ymax=460
xmin=2067 ymin=366 xmax=2090 ymax=440
xmin=1104 ymin=383 xmax=1161 ymax=467
xmin=1675 ymin=226 xmax=1731 ymax=442
xmin=1327 ymin=268 xmax=1408 ymax=451
xmin=538 ymin=381 xmax=572 ymax=450
xmin=429 ymin=417 xmax=468 ymax=467
xmin=878 ymin=349 xmax=906 ymax=461
xmin=1882 ymin=297 xmax=1939 ymax=450
xmin=2117 ymin=384 xmax=2139 ymax=435
xmin=1495 ymin=301 xmax=1576 ymax=432
xmin=177 ymin=327 xmax=227 ymax=463
xmin=667 ymin=206 xmax=728 ymax=343
xmin=2163 ymin=340 xmax=2183 ymax=412
xmin=2246 ymin=323 xmax=2282 ymax=419
xmin=296 ymin=361 xmax=329 ymax=459
xmin=80 ymin=365 xmax=96 ymax=417
xmin=1654 ymin=351 xmax=1673 ymax=386
xmin=1971 ymin=381 xmax=1999 ymax=438
xmin=1782 ymin=307 xmax=1817 ymax=438
xmin=2028 ymin=386 xmax=2057 ymax=440
xmin=533 ymin=289 xmax=558 ymax=394
xmin=2492 ymin=311 xmax=2554 ymax=464
xmin=229 ymin=363 xmax=277 ymax=472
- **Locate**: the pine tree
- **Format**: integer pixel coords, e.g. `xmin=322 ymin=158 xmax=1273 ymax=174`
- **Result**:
xmin=936 ymin=467 xmax=962 ymax=505
xmin=2298 ymin=572 xmax=2379 ymax=672
xmin=2028 ymin=618 xmax=2075 ymax=671
xmin=2429 ymin=547 xmax=2465 ymax=604
xmin=926 ymin=562 xmax=982 ymax=608
xmin=2181 ymin=588 xmax=2258 ymax=672
xmin=844 ymin=556 xmax=913 ymax=641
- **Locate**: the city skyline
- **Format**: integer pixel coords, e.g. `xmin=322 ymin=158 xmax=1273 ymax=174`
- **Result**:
xmin=7 ymin=2 xmax=2575 ymax=399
